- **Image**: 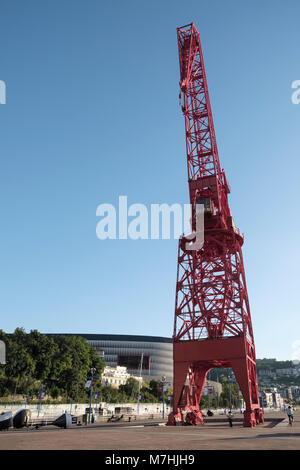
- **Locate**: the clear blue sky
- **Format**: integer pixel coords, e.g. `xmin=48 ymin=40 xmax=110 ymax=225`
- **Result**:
xmin=0 ymin=0 xmax=299 ymax=360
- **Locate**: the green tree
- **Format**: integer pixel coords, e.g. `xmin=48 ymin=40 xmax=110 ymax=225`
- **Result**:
xmin=119 ymin=377 xmax=140 ymax=401
xmin=218 ymin=377 xmax=239 ymax=409
xmin=47 ymin=335 xmax=105 ymax=402
xmin=100 ymin=384 xmax=128 ymax=403
xmin=26 ymin=330 xmax=58 ymax=382
xmin=1 ymin=328 xmax=36 ymax=397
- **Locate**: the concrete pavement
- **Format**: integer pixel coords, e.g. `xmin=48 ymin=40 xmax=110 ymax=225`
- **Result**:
xmin=0 ymin=411 xmax=299 ymax=450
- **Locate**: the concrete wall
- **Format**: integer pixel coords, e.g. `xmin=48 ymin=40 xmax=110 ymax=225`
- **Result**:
xmin=0 ymin=403 xmax=285 ymax=419
xmin=0 ymin=402 xmax=170 ymax=418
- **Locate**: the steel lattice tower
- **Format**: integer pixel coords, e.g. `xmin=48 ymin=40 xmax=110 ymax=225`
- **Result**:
xmin=167 ymin=23 xmax=264 ymax=427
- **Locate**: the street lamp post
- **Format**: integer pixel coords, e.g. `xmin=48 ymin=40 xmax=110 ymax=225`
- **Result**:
xmin=238 ymin=390 xmax=242 ymax=413
xmin=88 ymin=367 xmax=97 ymax=424
xmin=228 ymin=376 xmax=233 ymax=412
xmin=260 ymin=389 xmax=264 ymax=414
xmin=207 ymin=370 xmax=211 ymax=411
xmin=37 ymin=385 xmax=45 ymax=418
xmin=162 ymin=376 xmax=167 ymax=419
xmin=95 ymin=391 xmax=100 ymax=412
xmin=137 ymin=353 xmax=144 ymax=416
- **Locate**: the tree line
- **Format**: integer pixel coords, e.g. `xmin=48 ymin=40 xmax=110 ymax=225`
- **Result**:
xmin=0 ymin=328 xmax=105 ymax=403
xmin=98 ymin=377 xmax=172 ymax=405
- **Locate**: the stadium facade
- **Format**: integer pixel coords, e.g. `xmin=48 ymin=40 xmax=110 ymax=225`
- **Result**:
xmin=58 ymin=334 xmax=173 ymax=383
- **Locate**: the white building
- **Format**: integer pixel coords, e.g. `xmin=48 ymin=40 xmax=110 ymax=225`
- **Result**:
xmin=276 ymin=368 xmax=299 ymax=377
xmin=258 ymin=369 xmax=276 ymax=378
xmin=273 ymin=392 xmax=284 ymax=408
xmin=263 ymin=391 xmax=284 ymax=409
xmin=101 ymin=366 xmax=143 ymax=389
xmin=290 ymin=386 xmax=300 ymax=399
xmin=263 ymin=392 xmax=274 ymax=408
xmin=204 ymin=380 xmax=222 ymax=396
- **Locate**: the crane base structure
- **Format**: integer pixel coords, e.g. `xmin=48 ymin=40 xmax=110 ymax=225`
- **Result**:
xmin=167 ymin=337 xmax=264 ymax=427
xmin=167 ymin=23 xmax=264 ymax=428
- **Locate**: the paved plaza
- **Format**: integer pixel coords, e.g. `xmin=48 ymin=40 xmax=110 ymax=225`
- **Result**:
xmin=0 ymin=411 xmax=299 ymax=450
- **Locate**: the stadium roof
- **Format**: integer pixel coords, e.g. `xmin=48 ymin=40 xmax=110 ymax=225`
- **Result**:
xmin=46 ymin=333 xmax=172 ymax=343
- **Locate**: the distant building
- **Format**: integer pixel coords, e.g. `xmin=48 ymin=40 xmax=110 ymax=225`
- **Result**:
xmin=273 ymin=392 xmax=284 ymax=408
xmin=101 ymin=366 xmax=142 ymax=389
xmin=290 ymin=386 xmax=300 ymax=399
xmin=263 ymin=390 xmax=284 ymax=408
xmin=263 ymin=392 xmax=274 ymax=408
xmin=279 ymin=388 xmax=289 ymax=399
xmin=258 ymin=369 xmax=276 ymax=377
xmin=204 ymin=380 xmax=222 ymax=396
xmin=276 ymin=368 xmax=297 ymax=377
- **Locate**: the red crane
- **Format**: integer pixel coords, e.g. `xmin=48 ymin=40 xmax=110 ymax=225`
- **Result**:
xmin=167 ymin=23 xmax=264 ymax=427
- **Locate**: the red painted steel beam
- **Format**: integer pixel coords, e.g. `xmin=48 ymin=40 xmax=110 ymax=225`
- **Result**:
xmin=167 ymin=23 xmax=263 ymax=428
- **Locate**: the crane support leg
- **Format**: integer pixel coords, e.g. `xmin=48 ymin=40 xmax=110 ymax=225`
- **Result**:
xmin=167 ymin=338 xmax=264 ymax=427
